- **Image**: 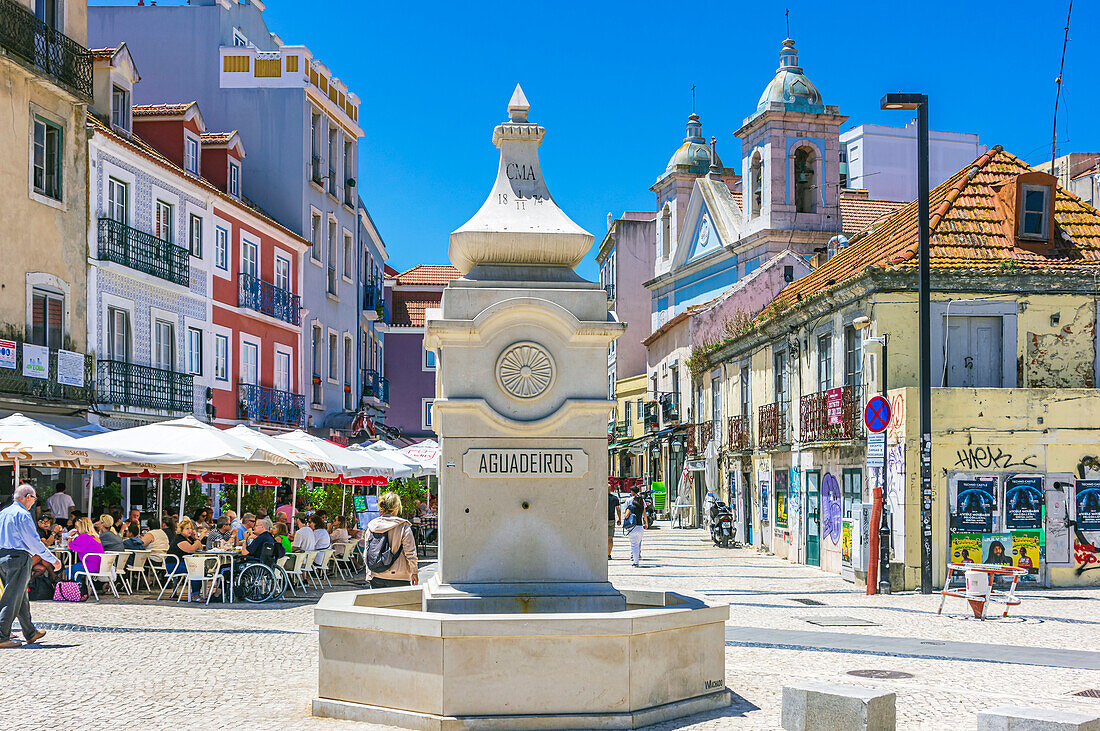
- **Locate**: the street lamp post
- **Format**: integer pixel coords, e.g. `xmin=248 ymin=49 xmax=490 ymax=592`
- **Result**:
xmin=881 ymin=92 xmax=933 ymax=594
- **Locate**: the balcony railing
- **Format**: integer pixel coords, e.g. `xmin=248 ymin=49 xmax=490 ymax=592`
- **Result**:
xmin=363 ymin=285 xmax=385 ymax=321
xmin=698 ymin=420 xmax=715 ymax=449
xmin=728 ymin=415 xmax=751 ymax=451
xmin=97 ymin=360 xmax=193 ymax=412
xmin=604 ymin=283 xmax=615 ymax=301
xmin=0 ymin=341 xmax=93 ymax=404
xmin=660 ymin=392 xmax=680 ymax=423
xmin=801 ymin=384 xmax=864 ymax=442
xmin=758 ymin=401 xmax=790 ymax=449
xmin=311 ymin=155 xmax=323 ymax=185
xmin=684 ymin=423 xmax=696 ymax=455
xmin=0 ymin=0 xmax=92 ymax=99
xmin=327 ymin=166 xmax=337 ymax=196
xmin=344 ymin=183 xmax=355 ymax=208
xmin=237 ymin=382 xmax=304 ymax=427
xmin=613 ymin=420 xmax=632 ymax=440
xmin=363 ymin=369 xmax=389 ymax=405
xmin=97 ymin=218 xmax=189 ymax=286
xmin=237 ymin=272 xmax=300 ymax=325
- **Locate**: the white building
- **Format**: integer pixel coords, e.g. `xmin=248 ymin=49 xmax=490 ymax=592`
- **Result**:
xmin=841 ymin=122 xmax=986 ymax=202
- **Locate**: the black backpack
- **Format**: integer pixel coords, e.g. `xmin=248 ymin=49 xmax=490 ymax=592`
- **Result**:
xmin=365 ymin=528 xmax=400 ymax=573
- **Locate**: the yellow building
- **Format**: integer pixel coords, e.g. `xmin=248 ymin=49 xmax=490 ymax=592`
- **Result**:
xmin=691 ymin=146 xmax=1100 ymax=588
xmin=609 ymin=374 xmax=648 ymax=483
xmin=0 ymin=0 xmax=94 ymax=432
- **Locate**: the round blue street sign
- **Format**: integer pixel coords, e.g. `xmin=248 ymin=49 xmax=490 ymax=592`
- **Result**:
xmin=864 ymin=395 xmax=891 ymax=433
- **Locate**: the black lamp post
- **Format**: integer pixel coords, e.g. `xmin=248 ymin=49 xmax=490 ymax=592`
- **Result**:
xmin=880 ymin=92 xmax=933 ymax=594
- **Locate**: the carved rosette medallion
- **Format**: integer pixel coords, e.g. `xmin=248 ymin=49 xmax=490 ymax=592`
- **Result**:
xmin=496 ymin=342 xmax=555 ymax=400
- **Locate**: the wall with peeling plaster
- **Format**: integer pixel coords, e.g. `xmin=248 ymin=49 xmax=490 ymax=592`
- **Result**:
xmin=1023 ymin=297 xmax=1096 ymax=388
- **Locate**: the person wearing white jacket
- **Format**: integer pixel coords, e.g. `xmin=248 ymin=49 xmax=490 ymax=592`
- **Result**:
xmin=623 ymin=486 xmax=649 ymax=567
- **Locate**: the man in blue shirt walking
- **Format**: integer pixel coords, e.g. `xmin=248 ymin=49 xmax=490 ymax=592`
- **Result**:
xmin=0 ymin=484 xmax=60 ymax=648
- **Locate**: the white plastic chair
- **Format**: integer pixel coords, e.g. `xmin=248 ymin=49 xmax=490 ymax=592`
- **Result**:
xmin=176 ymin=555 xmax=224 ymax=605
xmin=126 ymin=550 xmax=154 ymax=592
xmin=276 ymin=553 xmax=299 ymax=597
xmin=299 ymin=550 xmax=319 ymax=590
xmin=282 ymin=552 xmax=309 ymax=595
xmin=332 ymin=542 xmax=356 ymax=580
xmin=112 ymin=551 xmax=133 ymax=594
xmin=73 ymin=553 xmax=120 ymax=601
xmin=314 ymin=549 xmax=336 ymax=588
xmin=147 ymin=552 xmax=179 ymax=592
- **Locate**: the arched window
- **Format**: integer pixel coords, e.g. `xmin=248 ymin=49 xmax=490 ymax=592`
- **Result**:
xmin=750 ymin=152 xmax=764 ymax=217
xmin=794 ymin=147 xmax=816 ymax=213
xmin=660 ymin=204 xmax=672 ymax=259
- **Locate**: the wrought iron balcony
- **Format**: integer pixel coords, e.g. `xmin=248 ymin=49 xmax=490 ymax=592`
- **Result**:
xmin=0 ymin=341 xmax=93 ymax=404
xmin=363 ymin=369 xmax=388 ymax=405
xmin=613 ymin=420 xmax=632 ymax=440
xmin=97 ymin=218 xmax=189 ymax=286
xmin=659 ymin=392 xmax=680 ymax=423
xmin=362 ymin=285 xmax=385 ymax=321
xmin=604 ymin=283 xmax=615 ymax=302
xmin=698 ymin=420 xmax=715 ymax=448
xmin=237 ymin=272 xmax=300 ymax=325
xmin=0 ymin=0 xmax=92 ymax=99
xmin=727 ymin=415 xmax=751 ymax=451
xmin=327 ymin=166 xmax=337 ymax=196
xmin=236 ymin=382 xmax=304 ymax=427
xmin=643 ymin=400 xmax=660 ymax=432
xmin=801 ymin=384 xmax=864 ymax=442
xmin=758 ymin=401 xmax=790 ymax=449
xmin=97 ymin=360 xmax=193 ymax=412
xmin=684 ymin=422 xmax=697 ymax=455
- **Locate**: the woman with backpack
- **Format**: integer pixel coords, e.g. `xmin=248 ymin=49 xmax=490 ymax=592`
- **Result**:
xmin=365 ymin=492 xmax=418 ymax=589
xmin=623 ymin=485 xmax=649 ymax=567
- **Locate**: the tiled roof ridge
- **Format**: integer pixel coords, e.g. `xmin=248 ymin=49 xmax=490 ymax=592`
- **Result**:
xmin=132 ymin=102 xmax=194 ymax=116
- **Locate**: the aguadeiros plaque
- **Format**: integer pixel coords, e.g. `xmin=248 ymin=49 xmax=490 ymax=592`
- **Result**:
xmin=463 ymin=448 xmax=588 ymax=478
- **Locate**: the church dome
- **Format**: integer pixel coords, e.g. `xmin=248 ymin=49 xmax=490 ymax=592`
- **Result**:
xmin=756 ymin=38 xmax=824 ymax=114
xmin=665 ymin=113 xmax=721 ymax=174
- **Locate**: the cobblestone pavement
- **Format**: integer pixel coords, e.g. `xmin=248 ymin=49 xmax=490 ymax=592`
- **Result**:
xmin=0 ymin=525 xmax=1096 ymax=730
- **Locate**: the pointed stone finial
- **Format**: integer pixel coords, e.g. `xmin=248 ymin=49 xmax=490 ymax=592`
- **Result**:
xmin=708 ymin=136 xmax=721 ymax=178
xmin=508 ymin=84 xmax=530 ymax=122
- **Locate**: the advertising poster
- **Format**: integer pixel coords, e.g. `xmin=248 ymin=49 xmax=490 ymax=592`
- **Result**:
xmin=22 ymin=343 xmax=48 ymax=380
xmin=950 ymin=533 xmax=982 ymax=564
xmin=1076 ymin=480 xmax=1100 ymax=532
xmin=841 ymin=520 xmax=853 ymax=564
xmin=57 ymin=349 xmax=85 ymax=387
xmin=759 ymin=482 xmax=769 ymax=523
xmin=775 ymin=489 xmax=788 ymax=528
xmin=982 ymin=533 xmax=1014 ymax=566
xmin=0 ymin=339 xmax=15 ymax=369
xmin=1012 ymin=530 xmax=1041 ymax=575
xmin=826 ymin=387 xmax=843 ymax=425
xmin=1005 ymin=475 xmax=1043 ymax=530
xmin=956 ymin=477 xmax=997 ymax=532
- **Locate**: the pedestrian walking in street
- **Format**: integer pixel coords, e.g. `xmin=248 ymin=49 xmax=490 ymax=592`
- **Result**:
xmin=0 ymin=485 xmax=60 ymax=648
xmin=623 ymin=485 xmax=649 ymax=567
xmin=607 ymin=486 xmax=621 ymax=560
xmin=366 ymin=492 xmax=418 ymax=589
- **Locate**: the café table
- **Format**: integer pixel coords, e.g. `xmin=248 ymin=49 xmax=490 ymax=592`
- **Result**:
xmin=197 ymin=550 xmax=241 ymax=603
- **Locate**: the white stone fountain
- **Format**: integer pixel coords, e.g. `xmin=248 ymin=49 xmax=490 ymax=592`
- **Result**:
xmin=313 ymin=86 xmax=731 ymax=730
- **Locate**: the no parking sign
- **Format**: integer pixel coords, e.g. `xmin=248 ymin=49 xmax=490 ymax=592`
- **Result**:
xmin=864 ymin=395 xmax=891 ymax=433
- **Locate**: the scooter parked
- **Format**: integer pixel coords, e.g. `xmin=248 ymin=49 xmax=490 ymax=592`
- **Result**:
xmin=709 ymin=501 xmax=734 ymax=548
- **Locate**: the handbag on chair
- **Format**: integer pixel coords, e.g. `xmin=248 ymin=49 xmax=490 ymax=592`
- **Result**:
xmin=52 ymin=581 xmax=86 ymax=602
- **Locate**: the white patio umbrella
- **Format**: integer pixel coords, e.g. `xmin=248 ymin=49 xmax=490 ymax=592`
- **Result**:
xmin=227 ymin=425 xmax=345 ymax=518
xmin=349 ymin=440 xmax=425 ymax=476
xmin=53 ymin=416 xmax=304 ymax=520
xmin=0 ymin=413 xmax=115 ymax=508
xmin=400 ymin=439 xmax=440 ymax=474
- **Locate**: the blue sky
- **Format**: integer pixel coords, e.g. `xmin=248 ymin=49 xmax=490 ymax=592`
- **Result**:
xmin=92 ymin=0 xmax=1097 ymax=280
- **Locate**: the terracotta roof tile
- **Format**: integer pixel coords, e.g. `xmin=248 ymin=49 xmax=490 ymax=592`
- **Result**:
xmin=770 ymin=146 xmax=1100 ymax=315
xmin=200 ymin=131 xmax=236 ymax=144
xmin=394 ymin=264 xmax=462 ymax=286
xmin=389 ymin=291 xmax=443 ymax=327
xmin=839 ymin=196 xmax=906 ymax=234
xmin=89 ymin=47 xmax=117 ymax=60
xmin=132 ymin=103 xmax=193 ymax=117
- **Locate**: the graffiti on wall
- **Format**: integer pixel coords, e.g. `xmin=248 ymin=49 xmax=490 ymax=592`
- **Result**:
xmin=822 ymin=472 xmax=842 ymax=544
xmin=886 ymin=392 xmax=905 ymax=441
xmin=954 ymin=445 xmax=1037 ymax=471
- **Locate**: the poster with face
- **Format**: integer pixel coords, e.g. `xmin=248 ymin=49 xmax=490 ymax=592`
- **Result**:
xmin=951 ymin=533 xmax=982 ymax=564
xmin=1012 ymin=530 xmax=1041 ymax=575
xmin=956 ymin=477 xmax=997 ymax=532
xmin=982 ymin=533 xmax=1014 ymax=566
xmin=774 ymin=470 xmax=788 ymax=528
xmin=822 ymin=472 xmax=842 ymax=544
xmin=1004 ymin=475 xmax=1043 ymax=530
xmin=1076 ymin=480 xmax=1100 ymax=532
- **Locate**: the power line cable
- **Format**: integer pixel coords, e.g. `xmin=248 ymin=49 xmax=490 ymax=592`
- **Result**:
xmin=1050 ymin=0 xmax=1073 ymax=174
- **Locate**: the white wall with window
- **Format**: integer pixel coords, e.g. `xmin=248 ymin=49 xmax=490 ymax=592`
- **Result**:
xmin=213 ymin=220 xmax=230 ymax=276
xmin=274 ymin=345 xmax=292 ymax=393
xmin=111 ymin=85 xmax=132 ymax=132
xmin=239 ymin=335 xmax=260 ymax=386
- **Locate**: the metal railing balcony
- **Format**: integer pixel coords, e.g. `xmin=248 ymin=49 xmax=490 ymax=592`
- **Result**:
xmin=727 ymin=415 xmax=751 ymax=451
xmin=604 ymin=283 xmax=615 ymax=301
xmin=684 ymin=422 xmax=697 ymax=455
xmin=236 ymin=382 xmax=305 ymax=427
xmin=327 ymin=166 xmax=337 ymax=196
xmin=362 ymin=285 xmax=385 ymax=321
xmin=97 ymin=218 xmax=189 ymax=286
xmin=344 ymin=183 xmax=355 ymax=208
xmin=613 ymin=420 xmax=632 ymax=440
xmin=0 ymin=341 xmax=93 ymax=404
xmin=97 ymin=360 xmax=193 ymax=412
xmin=237 ymin=272 xmax=300 ymax=325
xmin=362 ymin=369 xmax=388 ymax=405
xmin=758 ymin=401 xmax=790 ymax=449
xmin=698 ymin=420 xmax=715 ymax=449
xmin=801 ymin=384 xmax=864 ymax=442
xmin=0 ymin=0 xmax=92 ymax=99
xmin=310 ymin=155 xmax=323 ymax=185
xmin=659 ymin=392 xmax=680 ymax=423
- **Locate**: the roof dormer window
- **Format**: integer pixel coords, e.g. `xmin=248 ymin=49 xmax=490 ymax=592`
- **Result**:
xmin=184 ymin=134 xmax=200 ymax=176
xmin=111 ymin=85 xmax=130 ymax=132
xmin=1020 ymin=184 xmax=1050 ymax=241
xmin=228 ymin=160 xmax=241 ymax=198
xmin=233 ymin=29 xmax=249 ymax=47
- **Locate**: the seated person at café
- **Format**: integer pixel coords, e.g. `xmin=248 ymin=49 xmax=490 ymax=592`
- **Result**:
xmin=272 ymin=522 xmax=292 ymax=555
xmin=292 ymin=513 xmax=316 ymax=552
xmin=205 ymin=516 xmax=235 ymax=549
xmin=275 ymin=496 xmax=294 ymax=525
xmin=97 ymin=514 xmax=125 ymax=552
xmin=330 ymin=515 xmax=349 ymax=544
xmin=311 ymin=514 xmax=331 ymax=560
xmin=37 ymin=515 xmax=57 ymax=545
xmin=122 ymin=522 xmax=145 ymax=552
xmin=123 ymin=508 xmax=142 ymax=535
xmin=143 ymin=515 xmax=173 ymax=554
xmin=67 ymin=517 xmax=104 ymax=579
xmin=238 ymin=518 xmax=284 ymax=562
xmin=237 ymin=513 xmax=256 ymax=541
xmin=166 ymin=517 xmax=204 ymax=574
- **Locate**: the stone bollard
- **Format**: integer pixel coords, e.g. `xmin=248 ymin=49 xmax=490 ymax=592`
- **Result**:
xmin=782 ymin=680 xmax=896 ymax=731
xmin=977 ymin=705 xmax=1100 ymax=731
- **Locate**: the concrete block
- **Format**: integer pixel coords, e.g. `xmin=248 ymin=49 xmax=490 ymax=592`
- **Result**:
xmin=977 ymin=705 xmax=1100 ymax=731
xmin=781 ymin=681 xmax=896 ymax=731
